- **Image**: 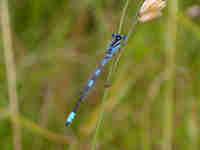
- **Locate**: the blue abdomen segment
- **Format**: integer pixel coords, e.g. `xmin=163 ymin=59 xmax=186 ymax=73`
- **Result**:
xmin=88 ymin=80 xmax=94 ymax=87
xmin=65 ymin=112 xmax=76 ymax=126
xmin=95 ymin=69 xmax=101 ymax=76
xmin=101 ymin=58 xmax=108 ymax=66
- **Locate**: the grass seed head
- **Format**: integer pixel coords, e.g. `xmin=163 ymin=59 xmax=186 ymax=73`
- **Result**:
xmin=139 ymin=0 xmax=166 ymax=23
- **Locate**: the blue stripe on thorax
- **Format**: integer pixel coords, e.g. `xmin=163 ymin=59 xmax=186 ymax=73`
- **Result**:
xmin=110 ymin=44 xmax=121 ymax=53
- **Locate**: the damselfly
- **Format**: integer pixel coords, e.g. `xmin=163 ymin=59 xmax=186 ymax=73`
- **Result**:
xmin=65 ymin=33 xmax=126 ymax=126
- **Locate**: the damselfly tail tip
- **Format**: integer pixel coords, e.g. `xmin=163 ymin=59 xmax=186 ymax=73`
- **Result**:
xmin=65 ymin=121 xmax=71 ymax=126
xmin=65 ymin=112 xmax=76 ymax=126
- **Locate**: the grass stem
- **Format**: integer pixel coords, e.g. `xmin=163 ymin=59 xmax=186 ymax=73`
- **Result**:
xmin=162 ymin=0 xmax=178 ymax=150
xmin=91 ymin=0 xmax=130 ymax=149
xmin=0 ymin=1 xmax=22 ymax=150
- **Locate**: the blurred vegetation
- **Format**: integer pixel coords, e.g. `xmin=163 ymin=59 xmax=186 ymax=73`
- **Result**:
xmin=1 ymin=0 xmax=200 ymax=150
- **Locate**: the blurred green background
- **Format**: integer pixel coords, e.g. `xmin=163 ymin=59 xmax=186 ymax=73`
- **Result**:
xmin=1 ymin=0 xmax=200 ymax=150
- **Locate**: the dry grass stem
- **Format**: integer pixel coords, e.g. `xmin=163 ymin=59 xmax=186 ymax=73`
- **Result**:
xmin=0 ymin=1 xmax=22 ymax=150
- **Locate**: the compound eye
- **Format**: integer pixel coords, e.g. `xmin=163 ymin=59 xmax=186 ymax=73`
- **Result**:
xmin=122 ymin=35 xmax=126 ymax=40
xmin=112 ymin=33 xmax=116 ymax=38
xmin=116 ymin=35 xmax=121 ymax=40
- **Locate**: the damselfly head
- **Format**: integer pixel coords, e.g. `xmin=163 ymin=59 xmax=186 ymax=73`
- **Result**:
xmin=138 ymin=0 xmax=166 ymax=23
xmin=112 ymin=33 xmax=126 ymax=41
